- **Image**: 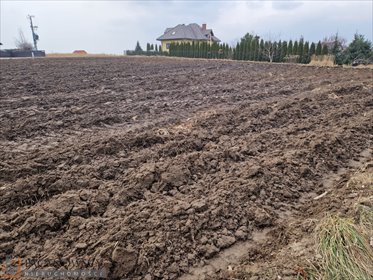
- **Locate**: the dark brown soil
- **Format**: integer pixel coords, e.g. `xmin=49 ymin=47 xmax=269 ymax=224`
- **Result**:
xmin=0 ymin=57 xmax=372 ymax=279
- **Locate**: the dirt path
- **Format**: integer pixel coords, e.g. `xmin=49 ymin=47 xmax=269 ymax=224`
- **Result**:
xmin=0 ymin=57 xmax=372 ymax=279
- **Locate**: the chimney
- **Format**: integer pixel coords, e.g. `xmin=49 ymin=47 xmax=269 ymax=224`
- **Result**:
xmin=202 ymin=23 xmax=207 ymax=31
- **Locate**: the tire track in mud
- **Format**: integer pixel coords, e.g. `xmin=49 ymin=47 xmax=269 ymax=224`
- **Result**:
xmin=0 ymin=57 xmax=372 ymax=279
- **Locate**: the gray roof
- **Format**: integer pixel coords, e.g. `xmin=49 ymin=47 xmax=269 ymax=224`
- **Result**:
xmin=157 ymin=23 xmax=220 ymax=42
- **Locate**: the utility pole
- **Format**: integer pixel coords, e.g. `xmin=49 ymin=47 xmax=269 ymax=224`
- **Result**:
xmin=27 ymin=15 xmax=39 ymax=50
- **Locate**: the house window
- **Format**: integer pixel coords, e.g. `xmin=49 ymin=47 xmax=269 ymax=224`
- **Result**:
xmin=166 ymin=43 xmax=171 ymax=49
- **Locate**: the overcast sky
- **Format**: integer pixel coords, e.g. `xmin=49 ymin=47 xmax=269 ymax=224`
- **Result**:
xmin=1 ymin=1 xmax=372 ymax=54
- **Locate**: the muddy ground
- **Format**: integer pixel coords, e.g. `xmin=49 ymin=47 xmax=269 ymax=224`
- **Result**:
xmin=0 ymin=57 xmax=372 ymax=279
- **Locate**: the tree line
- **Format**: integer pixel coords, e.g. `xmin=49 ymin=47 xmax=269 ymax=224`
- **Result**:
xmin=126 ymin=41 xmax=168 ymax=56
xmin=232 ymin=33 xmax=329 ymax=64
xmin=169 ymin=42 xmax=232 ymax=59
xmin=129 ymin=33 xmax=372 ymax=65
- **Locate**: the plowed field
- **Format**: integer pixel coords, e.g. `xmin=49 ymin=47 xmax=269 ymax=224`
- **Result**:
xmin=0 ymin=57 xmax=372 ymax=279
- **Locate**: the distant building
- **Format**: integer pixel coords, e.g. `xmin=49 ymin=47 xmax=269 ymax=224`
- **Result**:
xmin=73 ymin=50 xmax=87 ymax=55
xmin=157 ymin=23 xmax=220 ymax=52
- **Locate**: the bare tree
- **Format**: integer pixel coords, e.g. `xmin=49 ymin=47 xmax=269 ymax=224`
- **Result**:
xmin=322 ymin=33 xmax=347 ymax=50
xmin=263 ymin=41 xmax=275 ymax=63
xmin=15 ymin=29 xmax=33 ymax=50
xmin=262 ymin=32 xmax=281 ymax=63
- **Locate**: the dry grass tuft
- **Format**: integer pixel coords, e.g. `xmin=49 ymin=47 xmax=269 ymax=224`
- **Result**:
xmin=315 ymin=213 xmax=373 ymax=280
xmin=309 ymin=55 xmax=335 ymax=67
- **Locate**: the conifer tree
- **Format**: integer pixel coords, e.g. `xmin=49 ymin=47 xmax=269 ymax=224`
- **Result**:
xmin=233 ymin=42 xmax=239 ymax=60
xmin=250 ymin=39 xmax=256 ymax=60
xmin=288 ymin=40 xmax=293 ymax=56
xmin=303 ymin=41 xmax=310 ymax=63
xmin=254 ymin=37 xmax=260 ymax=61
xmin=316 ymin=41 xmax=322 ymax=55
xmin=135 ymin=41 xmax=143 ymax=52
xmin=243 ymin=40 xmax=249 ymax=60
xmin=226 ymin=44 xmax=230 ymax=59
xmin=240 ymin=41 xmax=245 ymax=60
xmin=309 ymin=42 xmax=316 ymax=57
xmin=169 ymin=43 xmax=173 ymax=56
xmin=322 ymin=44 xmax=328 ymax=55
xmin=237 ymin=42 xmax=242 ymax=60
xmin=298 ymin=38 xmax=304 ymax=63
xmin=293 ymin=40 xmax=298 ymax=57
xmin=259 ymin=39 xmax=264 ymax=61
xmin=207 ymin=43 xmax=211 ymax=59
xmin=344 ymin=33 xmax=372 ymax=64
xmin=281 ymin=41 xmax=288 ymax=61
xmin=176 ymin=43 xmax=180 ymax=57
xmin=202 ymin=43 xmax=207 ymax=58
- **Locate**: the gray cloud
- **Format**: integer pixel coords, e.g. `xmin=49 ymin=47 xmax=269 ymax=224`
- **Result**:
xmin=0 ymin=1 xmax=371 ymax=54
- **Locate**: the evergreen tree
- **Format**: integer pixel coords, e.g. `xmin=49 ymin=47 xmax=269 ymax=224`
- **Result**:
xmin=288 ymin=40 xmax=293 ymax=56
xmin=309 ymin=42 xmax=316 ymax=58
xmin=254 ymin=37 xmax=260 ymax=61
xmin=315 ymin=41 xmax=322 ymax=55
xmin=237 ymin=42 xmax=242 ymax=60
xmin=302 ymin=41 xmax=310 ymax=63
xmin=251 ymin=37 xmax=259 ymax=61
xmin=271 ymin=41 xmax=276 ymax=62
xmin=259 ymin=39 xmax=264 ymax=61
xmin=146 ymin=43 xmax=151 ymax=51
xmin=322 ymin=44 xmax=328 ymax=55
xmin=184 ymin=43 xmax=188 ymax=57
xmin=298 ymin=37 xmax=304 ymax=63
xmin=176 ymin=43 xmax=180 ymax=56
xmin=135 ymin=41 xmax=143 ymax=52
xmin=233 ymin=42 xmax=239 ymax=60
xmin=281 ymin=41 xmax=288 ymax=62
xmin=242 ymin=40 xmax=250 ymax=60
xmin=229 ymin=46 xmax=233 ymax=59
xmin=150 ymin=44 xmax=154 ymax=50
xmin=172 ymin=43 xmax=177 ymax=57
xmin=169 ymin=43 xmax=173 ymax=56
xmin=155 ymin=44 xmax=158 ymax=52
xmin=202 ymin=42 xmax=208 ymax=58
xmin=240 ymin=41 xmax=245 ymax=60
xmin=344 ymin=33 xmax=372 ymax=64
xmin=293 ymin=40 xmax=298 ymax=56
xmin=214 ymin=43 xmax=220 ymax=59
